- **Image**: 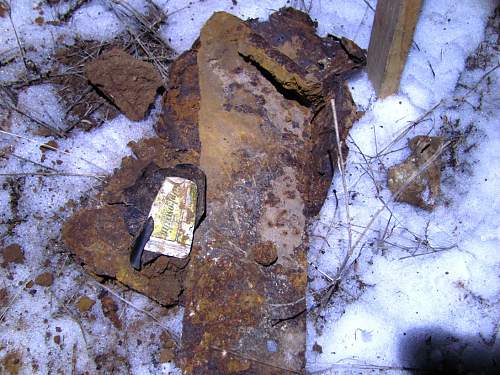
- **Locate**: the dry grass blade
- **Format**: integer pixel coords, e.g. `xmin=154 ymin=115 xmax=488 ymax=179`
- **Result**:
xmin=0 ymin=283 xmax=24 ymax=323
xmin=350 ymin=140 xmax=450 ymax=256
xmin=210 ymin=346 xmax=303 ymax=374
xmin=11 ymin=153 xmax=57 ymax=172
xmin=0 ymin=129 xmax=108 ymax=173
xmin=0 ymin=172 xmax=105 ymax=181
xmin=93 ymin=281 xmax=181 ymax=346
xmin=318 ymin=140 xmax=451 ymax=308
xmin=377 ymin=100 xmax=442 ymax=158
xmin=5 ymin=1 xmax=29 ymax=75
xmin=331 ymin=98 xmax=353 ymax=278
xmin=0 ymin=102 xmax=67 ymax=138
xmin=106 ymin=0 xmax=173 ymax=82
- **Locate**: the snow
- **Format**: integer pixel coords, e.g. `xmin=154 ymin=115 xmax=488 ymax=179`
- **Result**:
xmin=307 ymin=0 xmax=500 ymax=373
xmin=1 ymin=0 xmax=499 ymax=373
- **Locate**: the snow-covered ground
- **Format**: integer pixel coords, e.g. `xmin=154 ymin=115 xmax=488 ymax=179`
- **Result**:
xmin=0 ymin=0 xmax=498 ymax=374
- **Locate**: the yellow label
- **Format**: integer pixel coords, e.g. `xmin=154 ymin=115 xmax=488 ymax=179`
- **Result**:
xmin=145 ymin=177 xmax=197 ymax=258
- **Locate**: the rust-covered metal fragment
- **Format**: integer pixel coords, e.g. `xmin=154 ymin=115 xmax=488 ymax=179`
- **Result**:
xmin=62 ymin=7 xmax=365 ymax=373
xmin=180 ymin=9 xmax=364 ymax=374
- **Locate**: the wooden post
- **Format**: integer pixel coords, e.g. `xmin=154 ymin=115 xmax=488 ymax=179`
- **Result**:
xmin=367 ymin=0 xmax=422 ymax=98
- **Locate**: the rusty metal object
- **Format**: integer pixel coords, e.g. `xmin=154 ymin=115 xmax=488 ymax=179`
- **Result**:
xmin=62 ymin=8 xmax=364 ymax=372
xmin=180 ymin=9 xmax=364 ymax=374
xmin=62 ymin=149 xmax=199 ymax=305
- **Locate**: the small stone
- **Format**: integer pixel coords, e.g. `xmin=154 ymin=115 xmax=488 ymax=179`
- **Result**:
xmin=35 ymin=16 xmax=44 ymax=25
xmin=251 ymin=241 xmax=278 ymax=266
xmin=53 ymin=335 xmax=61 ymax=345
xmin=35 ymin=272 xmax=54 ymax=287
xmin=1 ymin=244 xmax=25 ymax=267
xmin=25 ymin=280 xmax=34 ymax=289
xmin=76 ymin=296 xmax=95 ymax=313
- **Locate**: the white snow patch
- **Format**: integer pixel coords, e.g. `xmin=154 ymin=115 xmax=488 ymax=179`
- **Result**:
xmin=307 ymin=0 xmax=499 ymax=373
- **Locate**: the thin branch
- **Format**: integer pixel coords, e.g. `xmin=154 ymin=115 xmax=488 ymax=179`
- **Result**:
xmin=0 ymin=129 xmax=108 ymax=172
xmin=6 ymin=1 xmax=29 ymax=74
xmin=0 ymin=172 xmax=105 ymax=181
xmin=93 ymin=281 xmax=181 ymax=346
xmin=210 ymin=346 xmax=303 ymax=374
xmin=331 ymin=98 xmax=353 ymax=281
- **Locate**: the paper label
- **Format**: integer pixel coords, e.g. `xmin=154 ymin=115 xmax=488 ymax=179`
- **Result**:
xmin=144 ymin=177 xmax=197 ymax=258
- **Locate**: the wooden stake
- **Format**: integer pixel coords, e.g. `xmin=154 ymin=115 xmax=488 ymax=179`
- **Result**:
xmin=367 ymin=0 xmax=422 ymax=98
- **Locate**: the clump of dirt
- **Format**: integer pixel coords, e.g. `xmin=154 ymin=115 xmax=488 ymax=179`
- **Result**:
xmin=99 ymin=292 xmax=122 ymax=329
xmin=85 ymin=48 xmax=163 ymax=121
xmin=1 ymin=244 xmax=25 ymax=267
xmin=62 ymin=140 xmax=196 ymax=306
xmin=388 ymin=136 xmax=443 ymax=210
xmin=251 ymin=241 xmax=278 ymax=266
xmin=95 ymin=351 xmax=130 ymax=374
xmin=34 ymin=272 xmax=54 ymax=287
xmin=75 ymin=296 xmax=95 ymax=313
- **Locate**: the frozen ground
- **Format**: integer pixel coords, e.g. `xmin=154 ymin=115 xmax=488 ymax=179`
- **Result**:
xmin=0 ymin=0 xmax=498 ymax=374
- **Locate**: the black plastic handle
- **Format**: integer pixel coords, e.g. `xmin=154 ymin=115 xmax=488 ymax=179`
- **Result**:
xmin=130 ymin=216 xmax=155 ymax=270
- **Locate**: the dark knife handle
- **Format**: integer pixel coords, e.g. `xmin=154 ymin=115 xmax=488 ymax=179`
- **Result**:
xmin=130 ymin=216 xmax=155 ymax=270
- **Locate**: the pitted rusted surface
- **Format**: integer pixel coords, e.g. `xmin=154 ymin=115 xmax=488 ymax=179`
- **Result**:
xmin=155 ymin=44 xmax=201 ymax=152
xmin=62 ymin=7 xmax=364 ymax=372
xmin=180 ymin=10 xmax=364 ymax=374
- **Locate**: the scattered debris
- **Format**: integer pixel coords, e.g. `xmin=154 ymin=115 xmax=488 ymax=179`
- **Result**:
xmin=1 ymin=244 xmax=24 ymax=267
xmin=34 ymin=272 xmax=54 ymax=287
xmin=85 ymin=48 xmax=163 ymax=121
xmin=388 ymin=136 xmax=444 ymax=210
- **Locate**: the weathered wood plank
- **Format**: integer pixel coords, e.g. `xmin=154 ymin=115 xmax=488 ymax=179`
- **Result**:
xmin=367 ymin=0 xmax=422 ymax=98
